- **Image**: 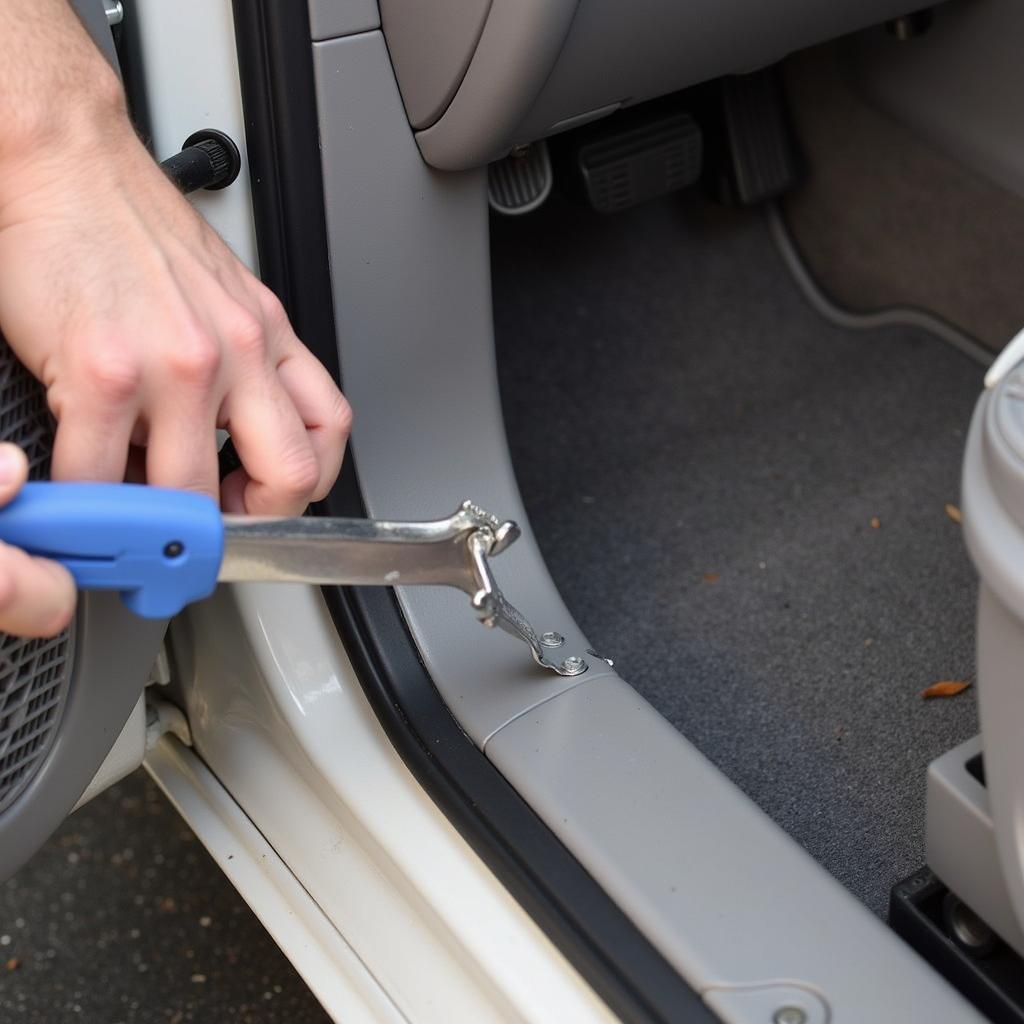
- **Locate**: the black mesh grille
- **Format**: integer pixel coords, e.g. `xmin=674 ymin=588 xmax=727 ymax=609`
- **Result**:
xmin=0 ymin=336 xmax=74 ymax=814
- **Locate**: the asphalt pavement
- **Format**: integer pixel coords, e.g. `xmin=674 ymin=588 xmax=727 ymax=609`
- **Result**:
xmin=0 ymin=769 xmax=331 ymax=1023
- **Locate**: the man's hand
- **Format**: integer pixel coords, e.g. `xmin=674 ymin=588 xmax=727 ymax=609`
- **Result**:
xmin=0 ymin=0 xmax=351 ymax=517
xmin=0 ymin=445 xmax=75 ymax=637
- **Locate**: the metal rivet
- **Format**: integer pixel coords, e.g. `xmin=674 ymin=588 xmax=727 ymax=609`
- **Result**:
xmin=560 ymin=655 xmax=587 ymax=676
xmin=539 ymin=631 xmax=565 ymax=648
xmin=773 ymin=1008 xmax=807 ymax=1024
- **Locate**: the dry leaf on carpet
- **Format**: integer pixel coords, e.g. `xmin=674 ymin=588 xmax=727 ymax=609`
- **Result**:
xmin=921 ymin=680 xmax=971 ymax=699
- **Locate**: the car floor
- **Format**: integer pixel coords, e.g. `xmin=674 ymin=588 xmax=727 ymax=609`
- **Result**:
xmin=493 ymin=191 xmax=983 ymax=917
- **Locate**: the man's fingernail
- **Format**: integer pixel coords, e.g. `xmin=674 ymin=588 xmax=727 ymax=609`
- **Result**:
xmin=0 ymin=445 xmax=23 ymax=484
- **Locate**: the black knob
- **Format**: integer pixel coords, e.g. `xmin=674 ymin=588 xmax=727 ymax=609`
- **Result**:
xmin=159 ymin=129 xmax=242 ymax=195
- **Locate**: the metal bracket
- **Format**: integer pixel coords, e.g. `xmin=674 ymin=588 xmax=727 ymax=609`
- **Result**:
xmin=464 ymin=527 xmax=587 ymax=677
xmin=221 ymin=500 xmax=591 ymax=678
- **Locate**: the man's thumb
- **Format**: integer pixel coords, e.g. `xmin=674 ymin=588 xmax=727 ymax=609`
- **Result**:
xmin=0 ymin=443 xmax=29 ymax=506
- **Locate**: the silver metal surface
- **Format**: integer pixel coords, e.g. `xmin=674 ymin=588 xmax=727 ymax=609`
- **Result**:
xmin=539 ymin=631 xmax=565 ymax=648
xmin=104 ymin=0 xmax=123 ymax=25
xmin=221 ymin=500 xmax=585 ymax=677
xmin=560 ymin=655 xmax=588 ymax=677
xmin=944 ymin=895 xmax=995 ymax=953
xmin=488 ymin=141 xmax=553 ymax=217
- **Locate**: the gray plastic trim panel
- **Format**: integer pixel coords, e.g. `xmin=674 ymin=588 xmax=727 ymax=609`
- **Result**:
xmin=313 ymin=31 xmax=615 ymax=744
xmin=409 ymin=0 xmax=938 ymax=170
xmin=704 ymin=984 xmax=829 ymax=1024
xmin=486 ymin=676 xmax=983 ymax=1020
xmin=313 ymin=27 xmax=982 ymax=1019
xmin=75 ymin=0 xmax=119 ymax=63
xmin=379 ymin=0 xmax=492 ymax=130
xmin=511 ymin=0 xmax=930 ymax=150
xmin=308 ymin=0 xmax=379 ymax=42
xmin=926 ymin=733 xmax=1024 ymax=957
xmin=413 ymin=0 xmax=580 ymax=170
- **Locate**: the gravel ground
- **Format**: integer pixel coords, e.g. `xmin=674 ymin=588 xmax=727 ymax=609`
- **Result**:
xmin=0 ymin=769 xmax=331 ymax=1023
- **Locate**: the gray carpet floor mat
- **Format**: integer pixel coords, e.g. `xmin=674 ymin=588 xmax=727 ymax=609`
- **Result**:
xmin=492 ymin=193 xmax=983 ymax=917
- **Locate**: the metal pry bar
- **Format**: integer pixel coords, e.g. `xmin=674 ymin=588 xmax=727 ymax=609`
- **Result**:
xmin=220 ymin=500 xmax=588 ymax=677
xmin=0 ymin=485 xmax=589 ymax=678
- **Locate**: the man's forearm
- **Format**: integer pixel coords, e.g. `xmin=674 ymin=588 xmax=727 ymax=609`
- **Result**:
xmin=0 ymin=0 xmax=127 ymax=196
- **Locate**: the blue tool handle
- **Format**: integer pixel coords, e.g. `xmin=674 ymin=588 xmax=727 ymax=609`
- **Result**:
xmin=0 ymin=482 xmax=224 ymax=619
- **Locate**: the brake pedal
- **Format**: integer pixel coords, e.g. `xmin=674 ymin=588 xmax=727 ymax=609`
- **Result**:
xmin=576 ymin=110 xmax=702 ymax=214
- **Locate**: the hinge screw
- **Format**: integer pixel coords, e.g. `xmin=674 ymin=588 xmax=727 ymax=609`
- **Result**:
xmin=560 ymin=655 xmax=587 ymax=676
xmin=539 ymin=631 xmax=565 ymax=648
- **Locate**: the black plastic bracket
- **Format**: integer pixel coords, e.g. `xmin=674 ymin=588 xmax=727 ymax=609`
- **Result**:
xmin=890 ymin=867 xmax=1024 ymax=1023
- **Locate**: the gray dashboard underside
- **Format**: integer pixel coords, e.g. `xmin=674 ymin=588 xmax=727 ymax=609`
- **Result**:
xmin=373 ymin=0 xmax=945 ymax=169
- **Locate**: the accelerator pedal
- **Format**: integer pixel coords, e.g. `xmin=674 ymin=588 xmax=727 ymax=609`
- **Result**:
xmin=716 ymin=68 xmax=800 ymax=205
